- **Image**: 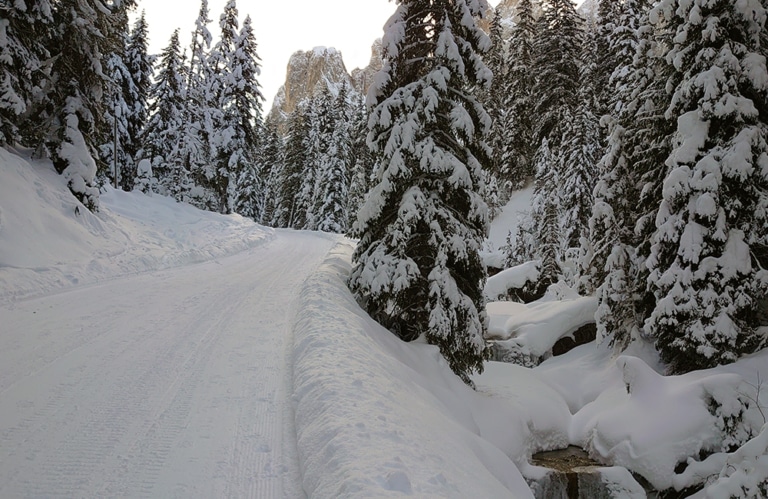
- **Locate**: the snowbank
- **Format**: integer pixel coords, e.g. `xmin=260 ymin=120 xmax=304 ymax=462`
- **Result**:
xmin=0 ymin=148 xmax=273 ymax=301
xmin=292 ymin=240 xmax=535 ymax=498
xmin=486 ymin=296 xmax=598 ymax=364
xmin=484 ymin=260 xmax=540 ymax=301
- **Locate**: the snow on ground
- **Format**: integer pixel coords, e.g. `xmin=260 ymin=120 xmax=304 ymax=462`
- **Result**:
xmin=2 ymin=148 xmax=768 ymax=498
xmin=293 ymin=240 xmax=537 ymax=498
xmin=0 ymin=147 xmax=273 ymax=302
xmin=481 ymin=185 xmax=533 ymax=268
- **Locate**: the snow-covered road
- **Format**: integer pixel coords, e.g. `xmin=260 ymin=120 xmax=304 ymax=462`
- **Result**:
xmin=0 ymin=231 xmax=336 ymax=498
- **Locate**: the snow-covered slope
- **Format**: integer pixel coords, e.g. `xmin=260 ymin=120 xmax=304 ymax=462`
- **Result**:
xmin=3 ymin=148 xmax=767 ymax=497
xmin=0 ymin=148 xmax=273 ymax=302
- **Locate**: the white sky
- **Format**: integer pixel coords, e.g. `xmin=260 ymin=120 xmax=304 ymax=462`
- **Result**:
xmin=136 ymin=0 xmax=397 ymax=109
xmin=135 ymin=0 xmax=580 ymax=109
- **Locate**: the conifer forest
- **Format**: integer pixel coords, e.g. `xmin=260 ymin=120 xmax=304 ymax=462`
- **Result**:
xmin=1 ymin=0 xmax=767 ymax=384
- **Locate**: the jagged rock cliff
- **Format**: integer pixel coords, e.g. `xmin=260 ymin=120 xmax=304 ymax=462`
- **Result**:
xmin=350 ymin=39 xmax=383 ymax=102
xmin=269 ymin=47 xmax=354 ymax=125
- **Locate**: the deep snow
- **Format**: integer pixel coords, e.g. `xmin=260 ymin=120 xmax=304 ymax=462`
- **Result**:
xmin=2 ymin=149 xmax=767 ymax=497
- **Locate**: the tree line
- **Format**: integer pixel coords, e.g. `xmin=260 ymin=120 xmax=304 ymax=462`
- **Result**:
xmin=2 ymin=0 xmax=767 ymax=381
xmin=480 ymin=0 xmax=768 ymax=376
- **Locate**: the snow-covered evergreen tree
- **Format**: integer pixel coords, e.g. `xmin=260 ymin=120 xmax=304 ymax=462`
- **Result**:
xmin=584 ymin=0 xmax=652 ymax=348
xmin=315 ymin=85 xmax=351 ymax=234
xmin=227 ymin=14 xmax=265 ymax=216
xmin=482 ymin=8 xmax=508 ymax=216
xmin=528 ymin=138 xmax=561 ymax=285
xmin=99 ymin=0 xmax=137 ymax=189
xmin=0 ymin=0 xmax=52 ymax=145
xmin=205 ymin=1 xmax=264 ymax=214
xmin=272 ymin=102 xmax=310 ymax=228
xmin=346 ymin=98 xmax=374 ymax=228
xmin=531 ymin=0 xmax=584 ymax=148
xmin=259 ymin=116 xmax=284 ymax=226
xmin=134 ymin=158 xmax=156 ymax=195
xmin=559 ymin=97 xmax=599 ymax=253
xmin=349 ymin=0 xmax=493 ymax=384
xmin=139 ymin=30 xmax=190 ymax=200
xmin=43 ymin=0 xmax=122 ymax=210
xmin=645 ymin=0 xmax=768 ymax=372
xmin=502 ymin=0 xmax=537 ymax=190
xmin=122 ymin=11 xmax=154 ymax=190
xmin=182 ymin=0 xmax=218 ymax=210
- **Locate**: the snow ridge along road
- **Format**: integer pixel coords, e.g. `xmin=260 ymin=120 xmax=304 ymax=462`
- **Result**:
xmin=0 ymin=231 xmax=337 ymax=498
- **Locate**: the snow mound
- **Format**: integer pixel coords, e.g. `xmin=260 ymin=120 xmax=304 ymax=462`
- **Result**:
xmin=0 ymin=147 xmax=273 ymax=302
xmin=487 ymin=296 xmax=597 ymax=357
xmin=484 ymin=260 xmax=540 ymax=301
xmin=571 ymin=355 xmax=763 ymax=491
xmin=292 ymin=240 xmax=534 ymax=498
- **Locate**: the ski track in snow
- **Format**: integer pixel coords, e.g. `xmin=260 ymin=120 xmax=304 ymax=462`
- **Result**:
xmin=0 ymin=231 xmax=336 ymax=498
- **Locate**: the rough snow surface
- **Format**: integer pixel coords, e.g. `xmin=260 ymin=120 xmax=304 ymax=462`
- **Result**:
xmin=0 ymin=148 xmax=273 ymax=302
xmin=484 ymin=260 xmax=540 ymax=300
xmin=486 ymin=296 xmax=598 ymax=355
xmin=4 ymin=148 xmax=768 ymax=497
xmin=292 ymin=240 xmax=533 ymax=498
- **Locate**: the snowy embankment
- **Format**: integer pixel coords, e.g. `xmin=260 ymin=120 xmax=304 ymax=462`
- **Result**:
xmin=0 ymin=147 xmax=273 ymax=302
xmin=292 ymin=240 xmax=535 ymax=498
xmin=3 ymin=147 xmax=767 ymax=497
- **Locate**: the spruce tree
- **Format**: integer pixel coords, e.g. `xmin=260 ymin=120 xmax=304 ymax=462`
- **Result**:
xmin=482 ymin=8 xmax=508 ymax=216
xmin=43 ymin=0 xmax=122 ymax=210
xmin=527 ymin=138 xmax=561 ymax=285
xmin=349 ymin=0 xmax=493 ymax=384
xmin=502 ymin=0 xmax=537 ymax=189
xmin=227 ymin=14 xmax=265 ymax=216
xmin=316 ymin=85 xmax=352 ymax=234
xmin=646 ymin=0 xmax=768 ymax=372
xmin=99 ymin=0 xmax=137 ymax=189
xmin=123 ymin=11 xmax=154 ymax=190
xmin=585 ymin=0 xmax=652 ymax=348
xmin=531 ymin=0 xmax=583 ymax=148
xmin=0 ymin=0 xmax=53 ymax=145
xmin=183 ymin=0 xmax=217 ymax=209
xmin=207 ymin=0 xmax=241 ymax=213
xmin=259 ymin=116 xmax=284 ymax=226
xmin=346 ymin=98 xmax=374 ymax=228
xmin=138 ymin=30 xmax=189 ymax=200
xmin=272 ymin=102 xmax=310 ymax=228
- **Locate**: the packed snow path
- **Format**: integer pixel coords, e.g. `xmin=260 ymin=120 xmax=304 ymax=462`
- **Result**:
xmin=0 ymin=231 xmax=336 ymax=498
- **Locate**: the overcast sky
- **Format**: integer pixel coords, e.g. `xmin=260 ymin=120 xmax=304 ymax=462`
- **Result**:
xmin=135 ymin=0 xmax=578 ymax=109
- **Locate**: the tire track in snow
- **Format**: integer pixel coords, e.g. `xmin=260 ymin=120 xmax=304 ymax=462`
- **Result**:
xmin=0 ymin=231 xmax=336 ymax=498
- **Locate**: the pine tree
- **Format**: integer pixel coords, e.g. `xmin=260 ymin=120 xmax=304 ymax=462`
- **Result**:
xmin=99 ymin=0 xmax=137 ymax=189
xmin=527 ymin=138 xmax=561 ymax=285
xmin=139 ymin=29 xmax=189 ymax=200
xmin=122 ymin=11 xmax=154 ymax=190
xmin=559 ymin=97 xmax=599 ymax=253
xmin=316 ymin=85 xmax=352 ymax=234
xmin=0 ymin=0 xmax=53 ymax=145
xmin=207 ymin=0 xmax=241 ymax=213
xmin=532 ymin=0 xmax=584 ymax=148
xmin=346 ymin=98 xmax=374 ymax=228
xmin=293 ymin=90 xmax=327 ymax=230
xmin=227 ymin=14 xmax=265 ymax=216
xmin=259 ymin=116 xmax=284 ymax=226
xmin=183 ymin=0 xmax=217 ymax=209
xmin=482 ymin=8 xmax=508 ymax=216
xmin=502 ymin=0 xmax=537 ymax=189
xmin=272 ymin=102 xmax=310 ymax=228
xmin=42 ymin=0 xmax=123 ymax=210
xmin=349 ymin=0 xmax=493 ymax=384
xmin=592 ymin=0 xmax=623 ymax=118
xmin=584 ymin=0 xmax=653 ymax=348
xmin=646 ymin=0 xmax=768 ymax=372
